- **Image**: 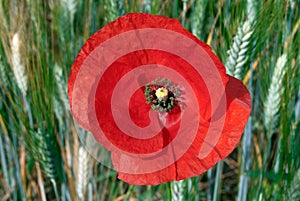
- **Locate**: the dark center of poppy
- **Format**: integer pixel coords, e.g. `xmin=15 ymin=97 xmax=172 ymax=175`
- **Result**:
xmin=144 ymin=78 xmax=181 ymax=113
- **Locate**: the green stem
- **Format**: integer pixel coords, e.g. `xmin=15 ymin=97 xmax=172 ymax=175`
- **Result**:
xmin=168 ymin=182 xmax=172 ymax=201
xmin=256 ymin=139 xmax=272 ymax=199
xmin=181 ymin=0 xmax=188 ymax=26
xmin=213 ymin=161 xmax=223 ymax=201
xmin=51 ymin=179 xmax=61 ymax=201
xmin=124 ymin=185 xmax=135 ymax=201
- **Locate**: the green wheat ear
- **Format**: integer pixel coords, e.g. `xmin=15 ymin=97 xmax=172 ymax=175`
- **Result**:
xmin=76 ymin=146 xmax=93 ymax=200
xmin=104 ymin=0 xmax=125 ymax=22
xmin=191 ymin=0 xmax=207 ymax=40
xmin=11 ymin=32 xmax=28 ymax=96
xmin=171 ymin=180 xmax=185 ymax=201
xmin=225 ymin=20 xmax=253 ymax=80
xmin=28 ymin=129 xmax=63 ymax=181
xmin=264 ymin=53 xmax=287 ymax=136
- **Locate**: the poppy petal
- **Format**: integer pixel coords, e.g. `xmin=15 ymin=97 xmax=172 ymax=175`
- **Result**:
xmin=68 ymin=13 xmax=251 ymax=185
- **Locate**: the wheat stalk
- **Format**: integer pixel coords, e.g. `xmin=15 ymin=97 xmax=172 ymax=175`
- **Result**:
xmin=53 ymin=96 xmax=64 ymax=125
xmin=171 ymin=180 xmax=185 ymax=201
xmin=225 ymin=20 xmax=253 ymax=80
xmin=11 ymin=33 xmax=28 ymax=96
xmin=36 ymin=163 xmax=47 ymax=201
xmin=264 ymin=53 xmax=287 ymax=135
xmin=181 ymin=0 xmax=188 ymax=25
xmin=191 ymin=0 xmax=207 ymax=40
xmin=54 ymin=64 xmax=70 ymax=111
xmin=0 ymin=131 xmax=10 ymax=189
xmin=236 ymin=3 xmax=257 ymax=200
xmin=295 ymin=88 xmax=300 ymax=121
xmin=0 ymin=56 xmax=9 ymax=89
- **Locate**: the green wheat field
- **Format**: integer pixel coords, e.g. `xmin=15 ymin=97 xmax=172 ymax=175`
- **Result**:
xmin=0 ymin=0 xmax=299 ymax=200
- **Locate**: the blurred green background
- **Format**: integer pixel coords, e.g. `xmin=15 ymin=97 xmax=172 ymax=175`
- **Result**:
xmin=0 ymin=0 xmax=299 ymax=200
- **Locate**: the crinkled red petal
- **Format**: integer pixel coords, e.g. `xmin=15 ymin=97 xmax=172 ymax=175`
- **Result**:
xmin=68 ymin=13 xmax=251 ymax=185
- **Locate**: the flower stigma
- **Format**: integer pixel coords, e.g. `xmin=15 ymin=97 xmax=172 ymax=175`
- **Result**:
xmin=155 ymin=87 xmax=168 ymax=101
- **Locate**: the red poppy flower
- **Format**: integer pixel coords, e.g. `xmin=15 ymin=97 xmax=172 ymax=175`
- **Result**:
xmin=68 ymin=13 xmax=251 ymax=185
